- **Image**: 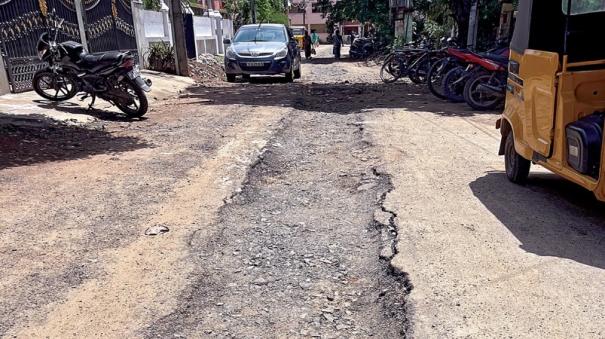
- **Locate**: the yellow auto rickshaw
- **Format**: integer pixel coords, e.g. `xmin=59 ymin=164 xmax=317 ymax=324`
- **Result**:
xmin=499 ymin=0 xmax=605 ymax=201
xmin=290 ymin=26 xmax=306 ymax=49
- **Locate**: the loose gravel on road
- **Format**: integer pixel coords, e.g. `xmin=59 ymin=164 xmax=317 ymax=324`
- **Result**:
xmin=1 ymin=45 xmax=605 ymax=338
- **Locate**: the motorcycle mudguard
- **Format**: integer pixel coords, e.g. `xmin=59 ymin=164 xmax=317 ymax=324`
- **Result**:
xmin=133 ymin=76 xmax=152 ymax=92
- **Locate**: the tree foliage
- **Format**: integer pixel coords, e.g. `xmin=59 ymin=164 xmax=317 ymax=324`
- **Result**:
xmin=415 ymin=0 xmax=512 ymax=49
xmin=568 ymin=0 xmax=605 ymax=14
xmin=316 ymin=0 xmax=391 ymax=38
xmin=224 ymin=0 xmax=287 ymax=27
xmin=143 ymin=0 xmax=161 ymax=10
xmin=256 ymin=0 xmax=288 ymax=24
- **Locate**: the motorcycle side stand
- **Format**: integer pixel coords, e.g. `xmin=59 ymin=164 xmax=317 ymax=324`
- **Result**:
xmin=79 ymin=93 xmax=97 ymax=111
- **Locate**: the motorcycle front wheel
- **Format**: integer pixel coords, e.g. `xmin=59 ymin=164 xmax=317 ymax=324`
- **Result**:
xmin=114 ymin=79 xmax=148 ymax=118
xmin=380 ymin=54 xmax=404 ymax=83
xmin=408 ymin=57 xmax=432 ymax=84
xmin=33 ymin=71 xmax=78 ymax=101
xmin=442 ymin=66 xmax=467 ymax=103
xmin=427 ymin=59 xmax=453 ymax=100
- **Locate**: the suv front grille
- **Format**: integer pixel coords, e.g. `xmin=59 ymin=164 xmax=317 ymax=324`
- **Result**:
xmin=238 ymin=52 xmax=273 ymax=57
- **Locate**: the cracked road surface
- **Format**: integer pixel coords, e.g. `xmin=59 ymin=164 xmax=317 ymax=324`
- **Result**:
xmin=2 ymin=45 xmax=605 ymax=338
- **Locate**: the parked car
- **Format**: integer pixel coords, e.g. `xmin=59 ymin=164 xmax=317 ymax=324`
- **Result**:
xmin=223 ymin=24 xmax=302 ymax=82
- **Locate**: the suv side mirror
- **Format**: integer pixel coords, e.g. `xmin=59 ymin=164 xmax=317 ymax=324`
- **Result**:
xmin=223 ymin=38 xmax=231 ymax=45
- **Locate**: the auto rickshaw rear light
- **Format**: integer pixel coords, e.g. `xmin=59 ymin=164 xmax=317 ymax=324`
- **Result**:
xmin=566 ymin=113 xmax=605 ymax=178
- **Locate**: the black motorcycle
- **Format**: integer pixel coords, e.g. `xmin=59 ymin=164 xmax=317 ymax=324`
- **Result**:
xmin=33 ymin=18 xmax=151 ymax=118
xmin=349 ymin=37 xmax=375 ymax=60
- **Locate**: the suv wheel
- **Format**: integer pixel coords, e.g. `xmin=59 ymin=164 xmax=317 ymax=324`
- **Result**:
xmin=226 ymin=74 xmax=236 ymax=83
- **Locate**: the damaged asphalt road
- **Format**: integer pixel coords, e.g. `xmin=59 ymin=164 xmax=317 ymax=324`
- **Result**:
xmin=145 ymin=108 xmax=411 ymax=338
xmin=2 ymin=45 xmax=605 ymax=338
xmin=0 ymin=46 xmax=413 ymax=338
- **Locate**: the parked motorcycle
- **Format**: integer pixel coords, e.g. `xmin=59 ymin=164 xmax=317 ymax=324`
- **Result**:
xmin=427 ymin=41 xmax=472 ymax=100
xmin=462 ymin=53 xmax=509 ymax=110
xmin=33 ymin=18 xmax=152 ymax=118
xmin=379 ymin=39 xmax=441 ymax=84
xmin=440 ymin=47 xmax=509 ymax=105
xmin=349 ymin=37 xmax=375 ymax=59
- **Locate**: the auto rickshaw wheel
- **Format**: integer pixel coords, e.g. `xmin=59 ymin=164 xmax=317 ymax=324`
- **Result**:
xmin=504 ymin=132 xmax=531 ymax=185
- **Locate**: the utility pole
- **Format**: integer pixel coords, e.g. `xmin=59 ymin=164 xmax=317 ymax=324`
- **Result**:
xmin=467 ymin=0 xmax=479 ymax=50
xmin=293 ymin=0 xmax=308 ymax=30
xmin=251 ymin=0 xmax=257 ymax=23
xmin=167 ymin=0 xmax=189 ymax=76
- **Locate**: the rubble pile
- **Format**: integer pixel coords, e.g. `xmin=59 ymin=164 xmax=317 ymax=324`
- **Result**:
xmin=188 ymin=54 xmax=224 ymax=83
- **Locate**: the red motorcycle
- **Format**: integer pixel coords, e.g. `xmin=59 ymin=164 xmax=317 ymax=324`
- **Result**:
xmin=440 ymin=48 xmax=509 ymax=106
xmin=462 ymin=51 xmax=509 ymax=110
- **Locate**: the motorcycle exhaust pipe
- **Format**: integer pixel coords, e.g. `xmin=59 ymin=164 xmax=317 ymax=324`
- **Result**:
xmin=476 ymin=83 xmax=505 ymax=97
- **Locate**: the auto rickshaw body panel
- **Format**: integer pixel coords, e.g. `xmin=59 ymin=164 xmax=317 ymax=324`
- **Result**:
xmin=501 ymin=0 xmax=605 ymax=201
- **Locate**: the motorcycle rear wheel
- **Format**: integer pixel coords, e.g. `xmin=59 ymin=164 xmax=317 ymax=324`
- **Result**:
xmin=463 ymin=72 xmax=505 ymax=111
xmin=408 ymin=57 xmax=432 ymax=84
xmin=33 ymin=71 xmax=78 ymax=102
xmin=114 ymin=79 xmax=148 ymax=118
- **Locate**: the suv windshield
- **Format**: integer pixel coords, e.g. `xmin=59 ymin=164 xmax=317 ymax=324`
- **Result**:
xmin=564 ymin=0 xmax=605 ymax=15
xmin=234 ymin=26 xmax=287 ymax=43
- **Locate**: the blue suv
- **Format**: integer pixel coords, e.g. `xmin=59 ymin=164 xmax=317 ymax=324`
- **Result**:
xmin=224 ymin=24 xmax=302 ymax=82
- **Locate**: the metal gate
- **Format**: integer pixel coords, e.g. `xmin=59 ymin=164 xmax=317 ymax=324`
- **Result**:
xmin=0 ymin=0 xmax=81 ymax=92
xmin=0 ymin=0 xmax=137 ymax=93
xmin=84 ymin=0 xmax=137 ymax=53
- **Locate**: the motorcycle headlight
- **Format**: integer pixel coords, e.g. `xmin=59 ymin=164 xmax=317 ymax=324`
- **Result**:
xmin=274 ymin=47 xmax=288 ymax=59
xmin=226 ymin=47 xmax=237 ymax=60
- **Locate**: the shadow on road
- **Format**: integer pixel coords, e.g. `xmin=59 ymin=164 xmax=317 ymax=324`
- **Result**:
xmin=470 ymin=171 xmax=605 ymax=269
xmin=32 ymin=100 xmax=146 ymax=122
xmin=186 ymin=80 xmax=493 ymax=117
xmin=0 ymin=113 xmax=149 ymax=170
xmin=303 ymin=57 xmax=359 ymax=65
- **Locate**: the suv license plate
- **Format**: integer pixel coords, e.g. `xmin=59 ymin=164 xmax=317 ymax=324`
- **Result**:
xmin=246 ymin=62 xmax=265 ymax=67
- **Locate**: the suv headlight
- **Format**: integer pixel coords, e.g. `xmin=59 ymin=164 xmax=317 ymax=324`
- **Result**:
xmin=274 ymin=47 xmax=288 ymax=59
xmin=226 ymin=47 xmax=237 ymax=60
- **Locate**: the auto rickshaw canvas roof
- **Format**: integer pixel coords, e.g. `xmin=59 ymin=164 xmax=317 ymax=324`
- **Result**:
xmin=511 ymin=0 xmax=605 ymax=62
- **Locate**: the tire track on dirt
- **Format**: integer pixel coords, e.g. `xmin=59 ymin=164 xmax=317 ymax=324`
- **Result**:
xmin=5 ymin=107 xmax=285 ymax=338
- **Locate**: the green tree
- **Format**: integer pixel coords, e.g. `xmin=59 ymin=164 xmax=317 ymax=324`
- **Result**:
xmin=414 ymin=0 xmax=509 ymax=49
xmin=224 ymin=0 xmax=287 ymax=27
xmin=224 ymin=0 xmax=251 ymax=27
xmin=317 ymin=0 xmax=392 ymax=39
xmin=256 ymin=0 xmax=288 ymax=24
xmin=568 ymin=0 xmax=605 ymax=14
xmin=144 ymin=0 xmax=161 ymax=10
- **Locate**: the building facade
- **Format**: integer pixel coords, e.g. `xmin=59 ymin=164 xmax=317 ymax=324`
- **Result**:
xmin=288 ymin=0 xmax=361 ymax=43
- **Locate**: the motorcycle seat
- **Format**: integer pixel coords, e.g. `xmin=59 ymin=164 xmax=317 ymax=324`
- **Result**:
xmin=79 ymin=51 xmax=125 ymax=68
xmin=480 ymin=53 xmax=509 ymax=65
xmin=60 ymin=41 xmax=85 ymax=61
